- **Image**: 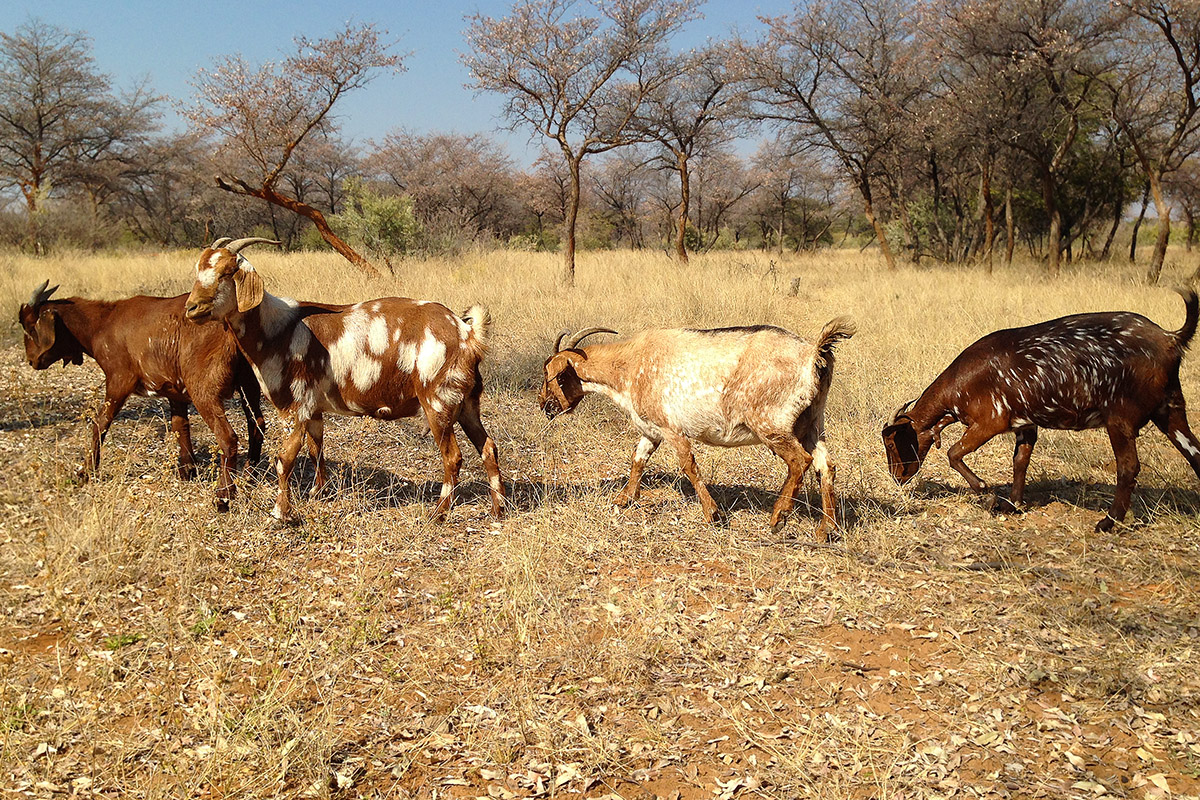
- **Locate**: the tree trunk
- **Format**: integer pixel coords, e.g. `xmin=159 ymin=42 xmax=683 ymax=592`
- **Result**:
xmin=1185 ymin=207 xmax=1195 ymax=252
xmin=216 ymin=177 xmax=379 ymax=276
xmin=1100 ymin=197 xmax=1122 ymax=261
xmin=1040 ymin=169 xmax=1062 ymax=276
xmin=859 ymin=177 xmax=896 ymax=270
xmin=675 ymin=151 xmax=690 ymax=265
xmin=980 ymin=158 xmax=995 ymax=274
xmin=563 ymin=156 xmax=582 ymax=288
xmin=1004 ymin=186 xmax=1015 ymax=267
xmin=1130 ymin=180 xmax=1150 ymax=264
xmin=1146 ymin=169 xmax=1170 ymax=285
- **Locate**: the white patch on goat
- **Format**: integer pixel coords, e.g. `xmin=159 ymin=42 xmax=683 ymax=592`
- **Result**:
xmin=1176 ymin=431 xmax=1200 ymax=458
xmin=435 ymin=385 xmax=463 ymax=411
xmin=371 ymin=302 xmax=382 ymax=313
xmin=291 ymin=378 xmax=316 ymax=420
xmin=378 ymin=406 xmax=392 ymax=416
xmin=416 ymin=329 xmax=447 ymax=382
xmin=367 ymin=315 xmax=389 ymax=355
xmin=430 ymin=396 xmax=444 ymax=413
xmin=397 ymin=340 xmax=418 ymax=373
xmin=811 ymin=441 xmax=830 ymax=474
xmin=328 ymin=308 xmax=383 ymax=392
xmin=197 ymin=267 xmax=217 ymax=287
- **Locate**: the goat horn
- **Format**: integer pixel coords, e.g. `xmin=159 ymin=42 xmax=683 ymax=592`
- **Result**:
xmin=889 ymin=399 xmax=914 ymax=425
xmin=28 ymin=279 xmax=58 ymax=307
xmin=208 ymin=237 xmax=234 ymax=249
xmin=224 ymin=237 xmax=282 ymax=255
xmin=553 ymin=329 xmax=572 ymax=353
xmin=563 ymin=327 xmax=618 ymax=351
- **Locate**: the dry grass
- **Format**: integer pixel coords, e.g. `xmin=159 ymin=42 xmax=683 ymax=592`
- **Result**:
xmin=2 ymin=247 xmax=1200 ymax=799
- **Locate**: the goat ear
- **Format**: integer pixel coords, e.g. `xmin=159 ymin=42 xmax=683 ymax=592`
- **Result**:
xmin=234 ymin=268 xmax=264 ymax=312
xmin=882 ymin=420 xmax=921 ymax=483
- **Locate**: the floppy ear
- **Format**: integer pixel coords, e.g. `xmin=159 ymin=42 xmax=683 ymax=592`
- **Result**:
xmin=33 ymin=309 xmax=84 ymax=366
xmin=234 ymin=268 xmax=264 ymax=312
xmin=882 ymin=419 xmax=921 ymax=483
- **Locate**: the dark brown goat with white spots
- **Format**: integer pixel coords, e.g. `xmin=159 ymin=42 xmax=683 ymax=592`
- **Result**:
xmin=18 ymin=280 xmax=265 ymax=510
xmin=882 ymin=289 xmax=1200 ymax=531
xmin=538 ymin=320 xmax=855 ymax=540
xmin=183 ymin=237 xmax=505 ymax=524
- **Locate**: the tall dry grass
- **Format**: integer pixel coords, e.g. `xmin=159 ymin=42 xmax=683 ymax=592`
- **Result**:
xmin=2 ymin=246 xmax=1200 ymax=798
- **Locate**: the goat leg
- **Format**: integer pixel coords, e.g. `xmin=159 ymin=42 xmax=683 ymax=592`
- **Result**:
xmin=80 ymin=386 xmax=130 ymax=482
xmin=1097 ymin=425 xmax=1140 ymax=533
xmin=615 ymin=435 xmax=660 ymax=508
xmin=1001 ymin=426 xmax=1038 ymax=512
xmin=1154 ymin=395 xmax=1200 ymax=480
xmin=427 ymin=412 xmax=463 ymax=522
xmin=271 ymin=421 xmax=307 ymax=526
xmin=305 ymin=418 xmax=327 ymax=498
xmin=764 ymin=435 xmax=814 ymax=536
xmin=169 ymin=400 xmax=196 ymax=481
xmin=948 ymin=423 xmax=1003 ymax=508
xmin=665 ymin=433 xmax=725 ymax=525
xmin=194 ymin=397 xmax=239 ymax=513
xmin=458 ymin=396 xmax=507 ymax=519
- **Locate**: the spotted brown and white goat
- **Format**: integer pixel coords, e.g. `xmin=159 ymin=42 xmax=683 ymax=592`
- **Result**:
xmin=183 ymin=237 xmax=505 ymax=524
xmin=18 ymin=280 xmax=265 ymax=510
xmin=882 ymin=289 xmax=1200 ymax=532
xmin=538 ymin=320 xmax=855 ymax=539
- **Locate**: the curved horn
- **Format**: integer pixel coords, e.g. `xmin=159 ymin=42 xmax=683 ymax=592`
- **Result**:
xmin=223 ymin=237 xmax=282 ymax=255
xmin=888 ymin=399 xmax=915 ymax=425
xmin=563 ymin=327 xmax=618 ymax=351
xmin=27 ymin=279 xmax=58 ymax=307
xmin=208 ymin=237 xmax=234 ymax=249
xmin=553 ymin=328 xmax=572 ymax=353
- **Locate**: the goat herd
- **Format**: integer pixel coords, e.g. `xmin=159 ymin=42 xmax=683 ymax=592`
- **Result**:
xmin=16 ymin=237 xmax=1200 ymax=537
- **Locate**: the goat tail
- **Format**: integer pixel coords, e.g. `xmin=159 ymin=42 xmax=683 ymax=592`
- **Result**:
xmin=1175 ymin=287 xmax=1199 ymax=351
xmin=814 ymin=316 xmax=856 ymax=373
xmin=460 ymin=304 xmax=493 ymax=359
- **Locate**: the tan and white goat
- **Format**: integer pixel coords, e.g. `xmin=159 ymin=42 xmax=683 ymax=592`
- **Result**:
xmin=184 ymin=237 xmax=505 ymax=524
xmin=538 ymin=321 xmax=855 ymax=539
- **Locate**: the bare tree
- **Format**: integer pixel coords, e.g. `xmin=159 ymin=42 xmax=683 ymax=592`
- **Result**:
xmin=740 ymin=0 xmax=929 ymax=271
xmin=0 ymin=20 xmax=159 ymax=249
xmin=367 ymin=129 xmax=520 ymax=244
xmin=464 ymin=0 xmax=701 ymax=285
xmin=1098 ymin=1 xmax=1200 ymax=283
xmin=632 ymin=44 xmax=744 ymax=262
xmin=185 ymin=22 xmax=402 ymax=275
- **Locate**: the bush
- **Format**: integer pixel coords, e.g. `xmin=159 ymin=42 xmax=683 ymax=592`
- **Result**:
xmin=329 ymin=178 xmax=422 ymax=258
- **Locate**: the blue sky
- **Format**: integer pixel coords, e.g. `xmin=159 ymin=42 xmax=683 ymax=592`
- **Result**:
xmin=0 ymin=0 xmax=790 ymax=165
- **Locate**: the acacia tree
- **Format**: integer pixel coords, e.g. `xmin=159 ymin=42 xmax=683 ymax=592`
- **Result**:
xmin=185 ymin=22 xmax=402 ymax=275
xmin=464 ymin=0 xmax=700 ymax=285
xmin=740 ymin=0 xmax=928 ymax=271
xmin=1098 ymin=1 xmax=1200 ymax=283
xmin=632 ymin=45 xmax=744 ymax=263
xmin=0 ymin=20 xmax=158 ymax=249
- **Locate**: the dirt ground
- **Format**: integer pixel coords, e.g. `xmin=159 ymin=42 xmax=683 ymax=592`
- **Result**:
xmin=2 ymin=252 xmax=1200 ymax=799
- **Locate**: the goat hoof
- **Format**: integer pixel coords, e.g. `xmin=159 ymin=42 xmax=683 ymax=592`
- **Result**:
xmin=992 ymin=497 xmax=1020 ymax=515
xmin=178 ymin=466 xmax=197 ymax=481
xmin=270 ymin=514 xmax=302 ymax=529
xmin=1094 ymin=514 xmax=1117 ymax=534
xmin=215 ymin=498 xmax=230 ymax=514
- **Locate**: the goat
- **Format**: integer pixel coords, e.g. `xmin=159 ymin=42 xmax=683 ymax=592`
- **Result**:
xmin=882 ymin=289 xmax=1200 ymax=532
xmin=538 ymin=320 xmax=855 ymax=539
xmin=18 ymin=279 xmax=265 ymax=510
xmin=182 ymin=237 xmax=505 ymax=525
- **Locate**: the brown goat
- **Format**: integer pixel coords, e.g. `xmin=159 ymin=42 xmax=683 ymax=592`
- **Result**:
xmin=18 ymin=280 xmax=265 ymax=510
xmin=882 ymin=289 xmax=1200 ymax=531
xmin=182 ymin=237 xmax=505 ymax=524
xmin=538 ymin=320 xmax=855 ymax=539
